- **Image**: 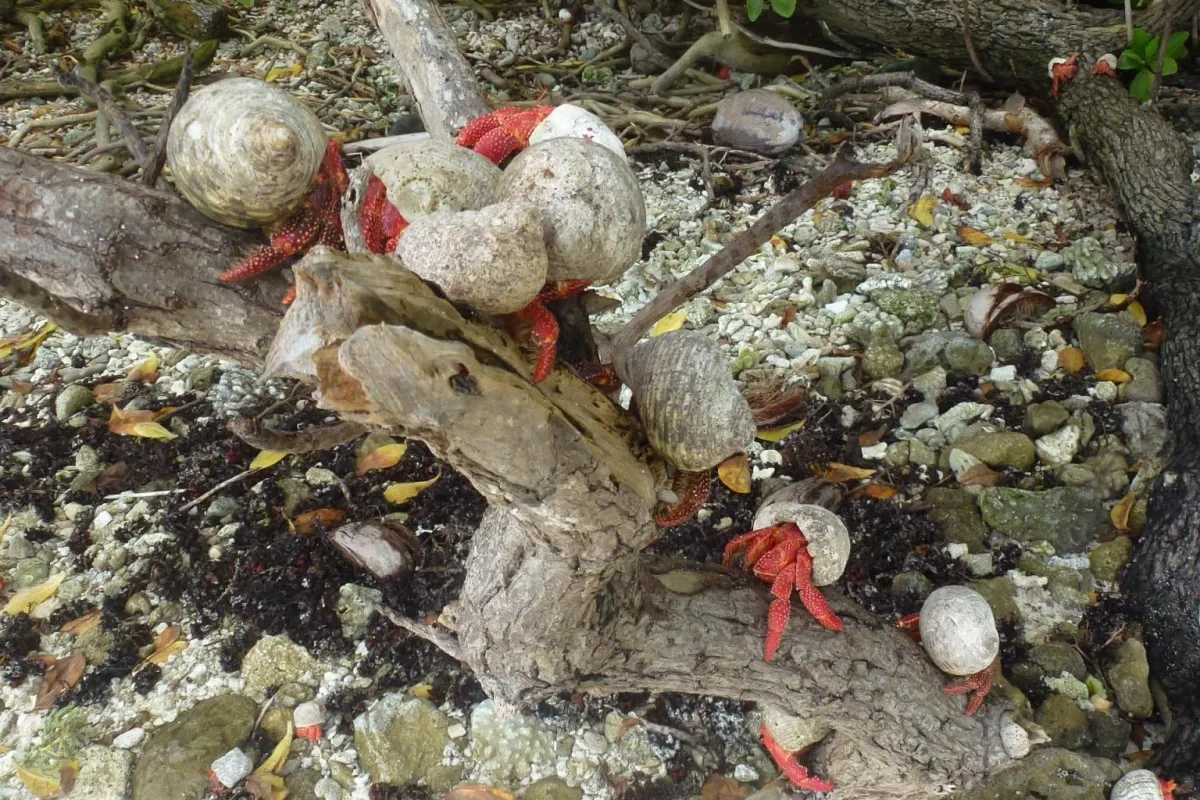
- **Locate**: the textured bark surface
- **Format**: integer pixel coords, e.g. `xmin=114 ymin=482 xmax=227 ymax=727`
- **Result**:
xmin=360 ymin=0 xmax=489 ymax=140
xmin=0 ymin=147 xmax=284 ymax=365
xmin=794 ymin=0 xmax=1200 ymax=783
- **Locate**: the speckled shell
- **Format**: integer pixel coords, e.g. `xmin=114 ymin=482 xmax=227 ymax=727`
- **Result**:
xmin=760 ymin=704 xmax=828 ymax=752
xmin=999 ymin=713 xmax=1031 ymax=759
xmin=625 ymin=330 xmax=755 ymax=472
xmin=528 ymin=103 xmax=627 ymax=161
xmin=919 ymin=585 xmax=999 ymax=677
xmin=757 ymin=479 xmax=843 ymax=517
xmin=340 ymin=139 xmax=502 ymax=253
xmin=497 ymin=137 xmax=645 ymax=284
xmin=752 ymin=502 xmax=850 ymax=587
xmin=293 ymin=701 xmax=324 ymax=730
xmin=1110 ymin=770 xmax=1167 ymax=800
xmin=394 ymin=201 xmax=548 ymax=315
xmin=166 ymin=77 xmax=327 ymax=229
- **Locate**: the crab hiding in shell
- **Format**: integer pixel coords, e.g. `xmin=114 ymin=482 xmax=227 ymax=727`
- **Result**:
xmin=898 ymin=585 xmax=999 ymax=715
xmin=1110 ymin=769 xmax=1178 ymax=800
xmin=724 ymin=498 xmax=850 ymax=660
xmin=756 ymin=704 xmax=835 ymax=793
xmin=456 ymin=102 xmax=627 ymax=165
xmin=1048 ymin=54 xmax=1080 ymax=97
xmin=166 ymin=77 xmax=349 ymax=305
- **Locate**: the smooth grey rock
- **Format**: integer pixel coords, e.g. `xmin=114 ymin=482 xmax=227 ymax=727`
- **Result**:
xmin=891 ymin=570 xmax=934 ymax=601
xmin=1035 ymin=423 xmax=1082 ymax=467
xmin=1087 ymin=712 xmax=1131 ymax=761
xmin=711 ymin=89 xmax=804 ymax=155
xmin=911 ymin=366 xmax=948 ymax=398
xmin=908 ymin=438 xmax=939 ymax=467
xmin=1089 ymin=537 xmax=1134 ymax=582
xmin=988 ymin=328 xmax=1024 ymax=363
xmin=1119 ymin=402 xmax=1169 ymax=460
xmin=1025 ymin=401 xmax=1069 ymax=437
xmin=1035 ymin=695 xmax=1090 ymax=750
xmin=131 ymin=695 xmax=257 ymax=800
xmin=928 ymin=488 xmax=989 ymax=553
xmin=957 ymin=432 xmax=1036 ymax=471
xmin=905 ymin=331 xmax=994 ymax=377
xmin=55 ymin=384 xmax=94 ymax=421
xmin=1064 ymin=236 xmax=1136 ymax=291
xmin=1074 ymin=312 xmax=1142 ymax=372
xmin=900 ymin=401 xmax=939 ymax=430
xmin=957 ymin=748 xmax=1119 ymax=800
xmin=979 ymin=487 xmax=1108 ymax=553
xmin=1107 ymin=639 xmax=1153 ymax=718
xmin=1118 ymin=357 xmax=1162 ymax=403
xmin=354 ymin=694 xmax=460 ymax=790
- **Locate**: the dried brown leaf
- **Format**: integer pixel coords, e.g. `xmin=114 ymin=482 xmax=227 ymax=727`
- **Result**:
xmin=956 ymin=226 xmax=994 ymax=246
xmin=862 ymin=482 xmax=899 ymax=500
xmin=1144 ymin=318 xmax=1164 ymax=351
xmin=292 ymin=508 xmax=346 ymax=536
xmin=1111 ymin=493 xmax=1136 ymax=532
xmin=1095 ymin=369 xmax=1132 ymax=384
xmin=700 ymin=773 xmax=752 ymax=800
xmin=857 ymin=426 xmax=887 ymax=448
xmin=958 ymin=463 xmax=1002 ymax=487
xmin=34 ymin=652 xmax=86 ymax=711
xmin=92 ymin=382 xmax=124 ymax=403
xmin=146 ymin=624 xmax=188 ymax=664
xmin=60 ymin=609 xmax=102 ymax=636
xmin=1058 ymin=347 xmax=1086 ymax=374
xmin=815 ymin=463 xmax=876 ymax=483
xmin=444 ymin=786 xmax=519 ymax=800
xmin=127 ymin=352 xmax=159 ymax=383
xmin=717 ymin=454 xmax=752 ymax=494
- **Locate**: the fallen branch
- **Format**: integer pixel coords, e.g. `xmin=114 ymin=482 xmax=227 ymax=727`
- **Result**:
xmin=228 ymin=417 xmax=369 ymax=454
xmin=54 ymin=66 xmax=151 ymax=171
xmin=143 ymin=44 xmax=193 ymax=187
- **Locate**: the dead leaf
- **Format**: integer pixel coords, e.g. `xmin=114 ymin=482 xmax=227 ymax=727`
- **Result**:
xmin=1095 ymin=368 xmax=1132 ymax=384
xmin=410 ymin=683 xmax=434 ymax=700
xmin=444 ymin=786 xmax=519 ymax=800
xmin=383 ymin=474 xmax=441 ymax=505
xmin=34 ymin=652 xmax=86 ymax=711
xmin=651 ymin=311 xmax=688 ymax=336
xmin=1144 ymin=318 xmax=1164 ymax=351
xmin=1003 ymin=232 xmax=1040 ymax=247
xmin=769 ymin=235 xmax=788 ymax=249
xmin=1111 ymin=493 xmax=1136 ymax=532
xmin=958 ymin=463 xmax=1002 ymax=487
xmin=92 ymin=382 xmax=124 ymax=403
xmin=144 ymin=624 xmax=188 ymax=665
xmin=264 ymin=61 xmax=303 ymax=82
xmin=756 ymin=420 xmax=806 ymax=443
xmin=700 ymin=773 xmax=752 ymax=800
xmin=60 ymin=609 xmax=102 ymax=636
xmin=4 ymin=572 xmax=66 ymax=615
xmin=356 ymin=442 xmax=408 ymax=475
xmin=107 ymin=407 xmax=178 ymax=440
xmin=0 ymin=322 xmax=57 ymax=362
xmin=15 ymin=761 xmax=71 ymax=799
xmin=291 ymin=508 xmax=346 ymax=536
xmin=956 ymin=226 xmax=994 ymax=246
xmin=717 ymin=455 xmax=751 ymax=494
xmin=127 ymin=351 xmax=159 ymax=383
xmin=95 ymin=462 xmax=131 ymax=493
xmin=815 ymin=463 xmax=876 ymax=483
xmin=1127 ymin=300 xmax=1147 ymax=326
xmin=249 ymin=450 xmax=288 ymax=471
xmin=1016 ymin=175 xmax=1055 ymax=188
xmin=857 ymin=427 xmax=887 ymax=448
xmin=246 ymin=720 xmax=293 ymax=800
xmin=907 ymin=195 xmax=937 ymax=227
xmin=1058 ymin=347 xmax=1086 ymax=375
xmin=861 ymin=482 xmax=898 ymax=500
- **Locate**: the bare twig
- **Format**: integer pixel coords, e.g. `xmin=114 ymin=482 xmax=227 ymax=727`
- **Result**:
xmin=597 ymin=2 xmax=673 ymax=69
xmin=375 ymin=602 xmax=462 ymax=660
xmin=955 ymin=4 xmax=994 ymax=82
xmin=228 ymin=417 xmax=369 ymax=454
xmin=54 ymin=67 xmax=150 ymax=170
xmin=1151 ymin=0 xmax=1174 ymax=101
xmin=175 ymin=468 xmax=260 ymax=514
xmin=965 ymin=91 xmax=985 ymax=173
xmin=143 ymin=45 xmax=193 ymax=187
xmin=731 ymin=21 xmax=854 ymax=59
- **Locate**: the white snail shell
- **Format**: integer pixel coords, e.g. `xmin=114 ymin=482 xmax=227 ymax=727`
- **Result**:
xmin=293 ymin=701 xmax=325 ymax=730
xmin=1110 ymin=769 xmax=1168 ymax=800
xmin=760 ymin=703 xmax=829 ymax=752
xmin=918 ymin=585 xmax=999 ymax=677
xmin=624 ymin=330 xmax=756 ymax=473
xmin=497 ymin=137 xmax=645 ymax=285
xmin=527 ymin=104 xmax=627 ymax=162
xmin=751 ymin=502 xmax=850 ymax=587
xmin=341 ymin=139 xmax=502 ymax=254
xmin=209 ymin=747 xmax=254 ymax=789
xmin=167 ymin=77 xmax=327 ymax=229
xmin=999 ymin=713 xmax=1031 ymax=759
xmin=394 ymin=201 xmax=548 ymax=315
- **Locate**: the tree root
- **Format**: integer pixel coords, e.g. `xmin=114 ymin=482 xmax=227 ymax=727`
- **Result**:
xmin=651 ymin=30 xmax=791 ymax=94
xmin=227 ymin=417 xmax=369 ymax=454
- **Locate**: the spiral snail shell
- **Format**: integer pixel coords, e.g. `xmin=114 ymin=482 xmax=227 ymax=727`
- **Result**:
xmin=340 ymin=139 xmax=502 ymax=253
xmin=1110 ymin=769 xmax=1171 ymax=800
xmin=166 ymin=77 xmax=328 ymax=229
xmin=496 ymin=137 xmax=645 ymax=284
xmin=752 ymin=501 xmax=850 ymax=587
xmin=999 ymin=712 xmax=1031 ymax=759
xmin=526 ymin=104 xmax=627 ymax=161
xmin=918 ymin=585 xmax=1000 ymax=677
xmin=760 ymin=703 xmax=829 ymax=753
xmin=624 ymin=330 xmax=756 ymax=473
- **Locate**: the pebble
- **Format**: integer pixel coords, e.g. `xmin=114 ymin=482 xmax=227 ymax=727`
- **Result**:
xmin=55 ymin=384 xmax=94 ymax=420
xmin=1118 ymin=357 xmax=1162 ymax=403
xmin=113 ymin=728 xmax=146 ymax=749
xmin=1035 ymin=423 xmax=1082 ymax=467
xmin=711 ymin=89 xmax=804 ymax=155
xmin=900 ymin=401 xmax=939 ymax=430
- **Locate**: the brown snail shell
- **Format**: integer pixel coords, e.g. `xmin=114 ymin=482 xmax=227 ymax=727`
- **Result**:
xmin=340 ymin=139 xmax=502 ymax=253
xmin=757 ymin=478 xmax=843 ymax=516
xmin=497 ymin=137 xmax=645 ymax=285
xmin=624 ymin=330 xmax=755 ymax=473
xmin=326 ymin=518 xmax=419 ymax=580
xmin=918 ymin=585 xmax=999 ymax=677
xmin=1110 ymin=769 xmax=1168 ymax=800
xmin=751 ymin=502 xmax=850 ymax=587
xmin=394 ymin=201 xmax=548 ymax=315
xmin=963 ymin=283 xmax=1056 ymax=340
xmin=166 ymin=77 xmax=327 ymax=229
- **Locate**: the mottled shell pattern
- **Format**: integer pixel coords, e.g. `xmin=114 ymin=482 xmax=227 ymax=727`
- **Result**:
xmin=752 ymin=501 xmax=850 ymax=587
xmin=527 ymin=104 xmax=627 ymax=161
xmin=166 ymin=77 xmax=328 ymax=229
xmin=340 ymin=139 xmax=502 ymax=253
xmin=756 ymin=479 xmax=843 ymax=518
xmin=760 ymin=703 xmax=829 ymax=752
xmin=624 ymin=330 xmax=756 ymax=473
xmin=497 ymin=137 xmax=646 ymax=285
xmin=999 ymin=712 xmax=1031 ymax=759
xmin=918 ymin=585 xmax=1000 ymax=677
xmin=1110 ymin=769 xmax=1168 ymax=800
xmin=394 ymin=201 xmax=548 ymax=315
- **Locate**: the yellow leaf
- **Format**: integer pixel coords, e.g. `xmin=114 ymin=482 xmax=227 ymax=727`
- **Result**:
xmin=1095 ymin=368 xmax=1132 ymax=384
xmin=907 ymin=195 xmax=937 ymax=227
xmin=956 ymin=226 xmax=994 ymax=246
xmin=250 ymin=450 xmax=288 ymax=470
xmin=356 ymin=443 xmax=408 ymax=475
xmin=257 ymin=718 xmax=294 ymax=776
xmin=1003 ymin=232 xmax=1040 ymax=246
xmin=769 ymin=235 xmax=788 ymax=249
xmin=0 ymin=513 xmax=9 ymax=543
xmin=127 ymin=351 xmax=159 ymax=382
xmin=4 ymin=572 xmax=66 ymax=616
xmin=1108 ymin=293 xmax=1129 ymax=306
xmin=651 ymin=311 xmax=688 ymax=336
xmin=812 ymin=210 xmax=824 ymax=225
xmin=410 ymin=683 xmax=435 ymax=700
xmin=717 ymin=454 xmax=751 ymax=494
xmin=815 ymin=463 xmax=876 ymax=483
xmin=15 ymin=761 xmax=70 ymax=798
xmin=1058 ymin=347 xmax=1086 ymax=374
xmin=0 ymin=322 xmax=57 ymax=361
xmin=1111 ymin=493 xmax=1136 ymax=532
xmin=145 ymin=625 xmax=188 ymax=664
xmin=265 ymin=62 xmax=303 ymax=82
xmin=130 ymin=421 xmax=177 ymax=440
xmin=1128 ymin=301 xmax=1147 ymax=326
xmin=756 ymin=420 xmax=806 ymax=443
xmin=384 ymin=474 xmax=441 ymax=505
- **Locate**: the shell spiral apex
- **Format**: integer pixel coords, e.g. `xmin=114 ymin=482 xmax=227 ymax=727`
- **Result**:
xmin=166 ymin=77 xmax=327 ymax=229
xmin=918 ymin=585 xmax=999 ymax=677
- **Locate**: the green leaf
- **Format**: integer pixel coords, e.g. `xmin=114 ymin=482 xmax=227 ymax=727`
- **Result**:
xmin=1130 ymin=26 xmax=1151 ymax=53
xmin=1129 ymin=68 xmax=1154 ymax=102
xmin=746 ymin=0 xmax=764 ymax=21
xmin=1167 ymin=30 xmax=1189 ymax=58
xmin=1144 ymin=36 xmax=1162 ymax=62
xmin=1161 ymin=56 xmax=1178 ymax=76
xmin=1117 ymin=50 xmax=1144 ymax=70
xmin=769 ymin=0 xmax=797 ymax=17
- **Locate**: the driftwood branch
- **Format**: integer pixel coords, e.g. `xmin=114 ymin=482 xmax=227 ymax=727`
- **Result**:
xmin=54 ymin=67 xmax=152 ymax=170
xmin=143 ymin=44 xmax=194 ymax=187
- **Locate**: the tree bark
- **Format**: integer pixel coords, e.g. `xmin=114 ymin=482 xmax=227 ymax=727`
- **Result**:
xmin=793 ymin=0 xmax=1200 ymax=783
xmin=0 ymin=147 xmax=284 ymax=366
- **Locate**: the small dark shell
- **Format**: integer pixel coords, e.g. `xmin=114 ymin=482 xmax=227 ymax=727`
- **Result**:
xmin=757 ymin=479 xmax=843 ymax=515
xmin=625 ymin=330 xmax=756 ymax=472
xmin=326 ymin=519 xmax=418 ymax=580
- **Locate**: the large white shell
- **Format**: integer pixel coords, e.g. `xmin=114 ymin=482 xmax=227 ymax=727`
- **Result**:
xmin=497 ymin=137 xmax=645 ymax=284
xmin=760 ymin=704 xmax=829 ymax=752
xmin=999 ymin=713 xmax=1031 ymax=759
xmin=625 ymin=330 xmax=755 ymax=472
xmin=209 ymin=747 xmax=253 ymax=789
xmin=167 ymin=77 xmax=327 ymax=229
xmin=919 ymin=585 xmax=999 ymax=676
xmin=751 ymin=502 xmax=850 ymax=587
xmin=1110 ymin=769 xmax=1167 ymax=800
xmin=528 ymin=104 xmax=627 ymax=161
xmin=341 ymin=139 xmax=502 ymax=254
xmin=394 ymin=201 xmax=548 ymax=315
xmin=293 ymin=701 xmax=325 ymax=730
